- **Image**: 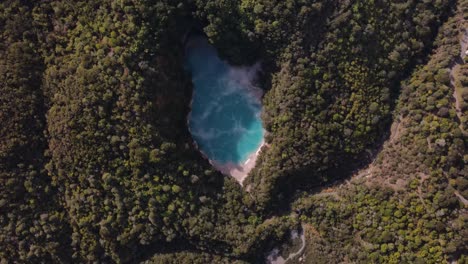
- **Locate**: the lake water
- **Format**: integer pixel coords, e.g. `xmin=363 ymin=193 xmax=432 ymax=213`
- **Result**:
xmin=185 ymin=37 xmax=264 ymax=168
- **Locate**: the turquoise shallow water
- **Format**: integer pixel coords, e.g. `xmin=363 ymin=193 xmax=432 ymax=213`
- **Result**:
xmin=185 ymin=37 xmax=264 ymax=165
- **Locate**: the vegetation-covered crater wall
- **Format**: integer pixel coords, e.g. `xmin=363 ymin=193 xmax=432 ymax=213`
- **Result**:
xmin=0 ymin=0 xmax=466 ymax=263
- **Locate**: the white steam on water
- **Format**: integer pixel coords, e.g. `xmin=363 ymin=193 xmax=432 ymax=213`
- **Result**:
xmin=185 ymin=36 xmax=265 ymax=184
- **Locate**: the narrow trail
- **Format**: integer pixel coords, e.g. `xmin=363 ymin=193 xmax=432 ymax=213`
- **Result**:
xmin=281 ymin=232 xmax=306 ymax=264
xmin=312 ymin=191 xmax=342 ymax=201
xmin=449 ymin=5 xmax=468 ymax=207
xmin=267 ymin=227 xmax=307 ymax=264
xmin=459 ymin=26 xmax=467 ymax=59
xmin=417 ymin=173 xmax=430 ymax=209
xmin=449 ymin=8 xmax=467 ymax=134
xmin=454 ymin=191 xmax=468 ymax=207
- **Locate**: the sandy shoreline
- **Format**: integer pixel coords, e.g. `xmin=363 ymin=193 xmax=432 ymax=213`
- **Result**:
xmin=215 ymin=63 xmax=264 ymax=184
xmin=211 ymin=140 xmax=264 ymax=185
xmin=185 ymin=36 xmax=265 ymax=186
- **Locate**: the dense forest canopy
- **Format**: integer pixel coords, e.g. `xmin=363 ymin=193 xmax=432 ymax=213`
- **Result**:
xmin=0 ymin=0 xmax=466 ymax=263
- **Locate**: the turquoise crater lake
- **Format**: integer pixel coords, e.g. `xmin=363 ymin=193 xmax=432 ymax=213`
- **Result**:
xmin=185 ymin=37 xmax=264 ymax=181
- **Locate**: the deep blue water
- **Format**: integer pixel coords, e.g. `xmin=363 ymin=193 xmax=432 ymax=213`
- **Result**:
xmin=185 ymin=37 xmax=264 ymax=165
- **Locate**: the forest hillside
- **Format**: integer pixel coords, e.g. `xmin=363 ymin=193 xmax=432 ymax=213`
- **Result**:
xmin=0 ymin=0 xmax=466 ymax=263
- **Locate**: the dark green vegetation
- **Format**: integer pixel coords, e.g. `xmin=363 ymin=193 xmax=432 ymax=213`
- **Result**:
xmin=1 ymin=1 xmax=292 ymax=262
xmin=291 ymin=1 xmax=468 ymax=263
xmin=0 ymin=0 xmax=466 ymax=263
xmin=231 ymin=0 xmax=458 ymax=209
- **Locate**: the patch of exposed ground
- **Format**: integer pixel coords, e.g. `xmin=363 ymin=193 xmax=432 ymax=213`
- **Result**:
xmin=454 ymin=191 xmax=468 ymax=207
xmin=354 ymin=231 xmax=375 ymax=250
xmin=417 ymin=173 xmax=430 ymax=209
xmin=348 ymin=116 xmax=409 ymax=191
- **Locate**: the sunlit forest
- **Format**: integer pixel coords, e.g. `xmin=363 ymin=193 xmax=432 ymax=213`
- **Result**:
xmin=0 ymin=0 xmax=467 ymax=263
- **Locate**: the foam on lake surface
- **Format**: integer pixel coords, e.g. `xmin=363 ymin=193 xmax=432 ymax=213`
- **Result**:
xmin=185 ymin=37 xmax=264 ymax=180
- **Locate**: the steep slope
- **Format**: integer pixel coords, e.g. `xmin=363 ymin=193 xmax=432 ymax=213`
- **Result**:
xmin=0 ymin=1 xmax=71 ymax=261
xmin=247 ymin=0 xmax=455 ymax=210
xmin=10 ymin=0 xmax=291 ymax=262
xmin=0 ymin=0 xmax=465 ymax=263
xmin=292 ymin=2 xmax=467 ymax=262
xmin=192 ymin=0 xmax=456 ymax=210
